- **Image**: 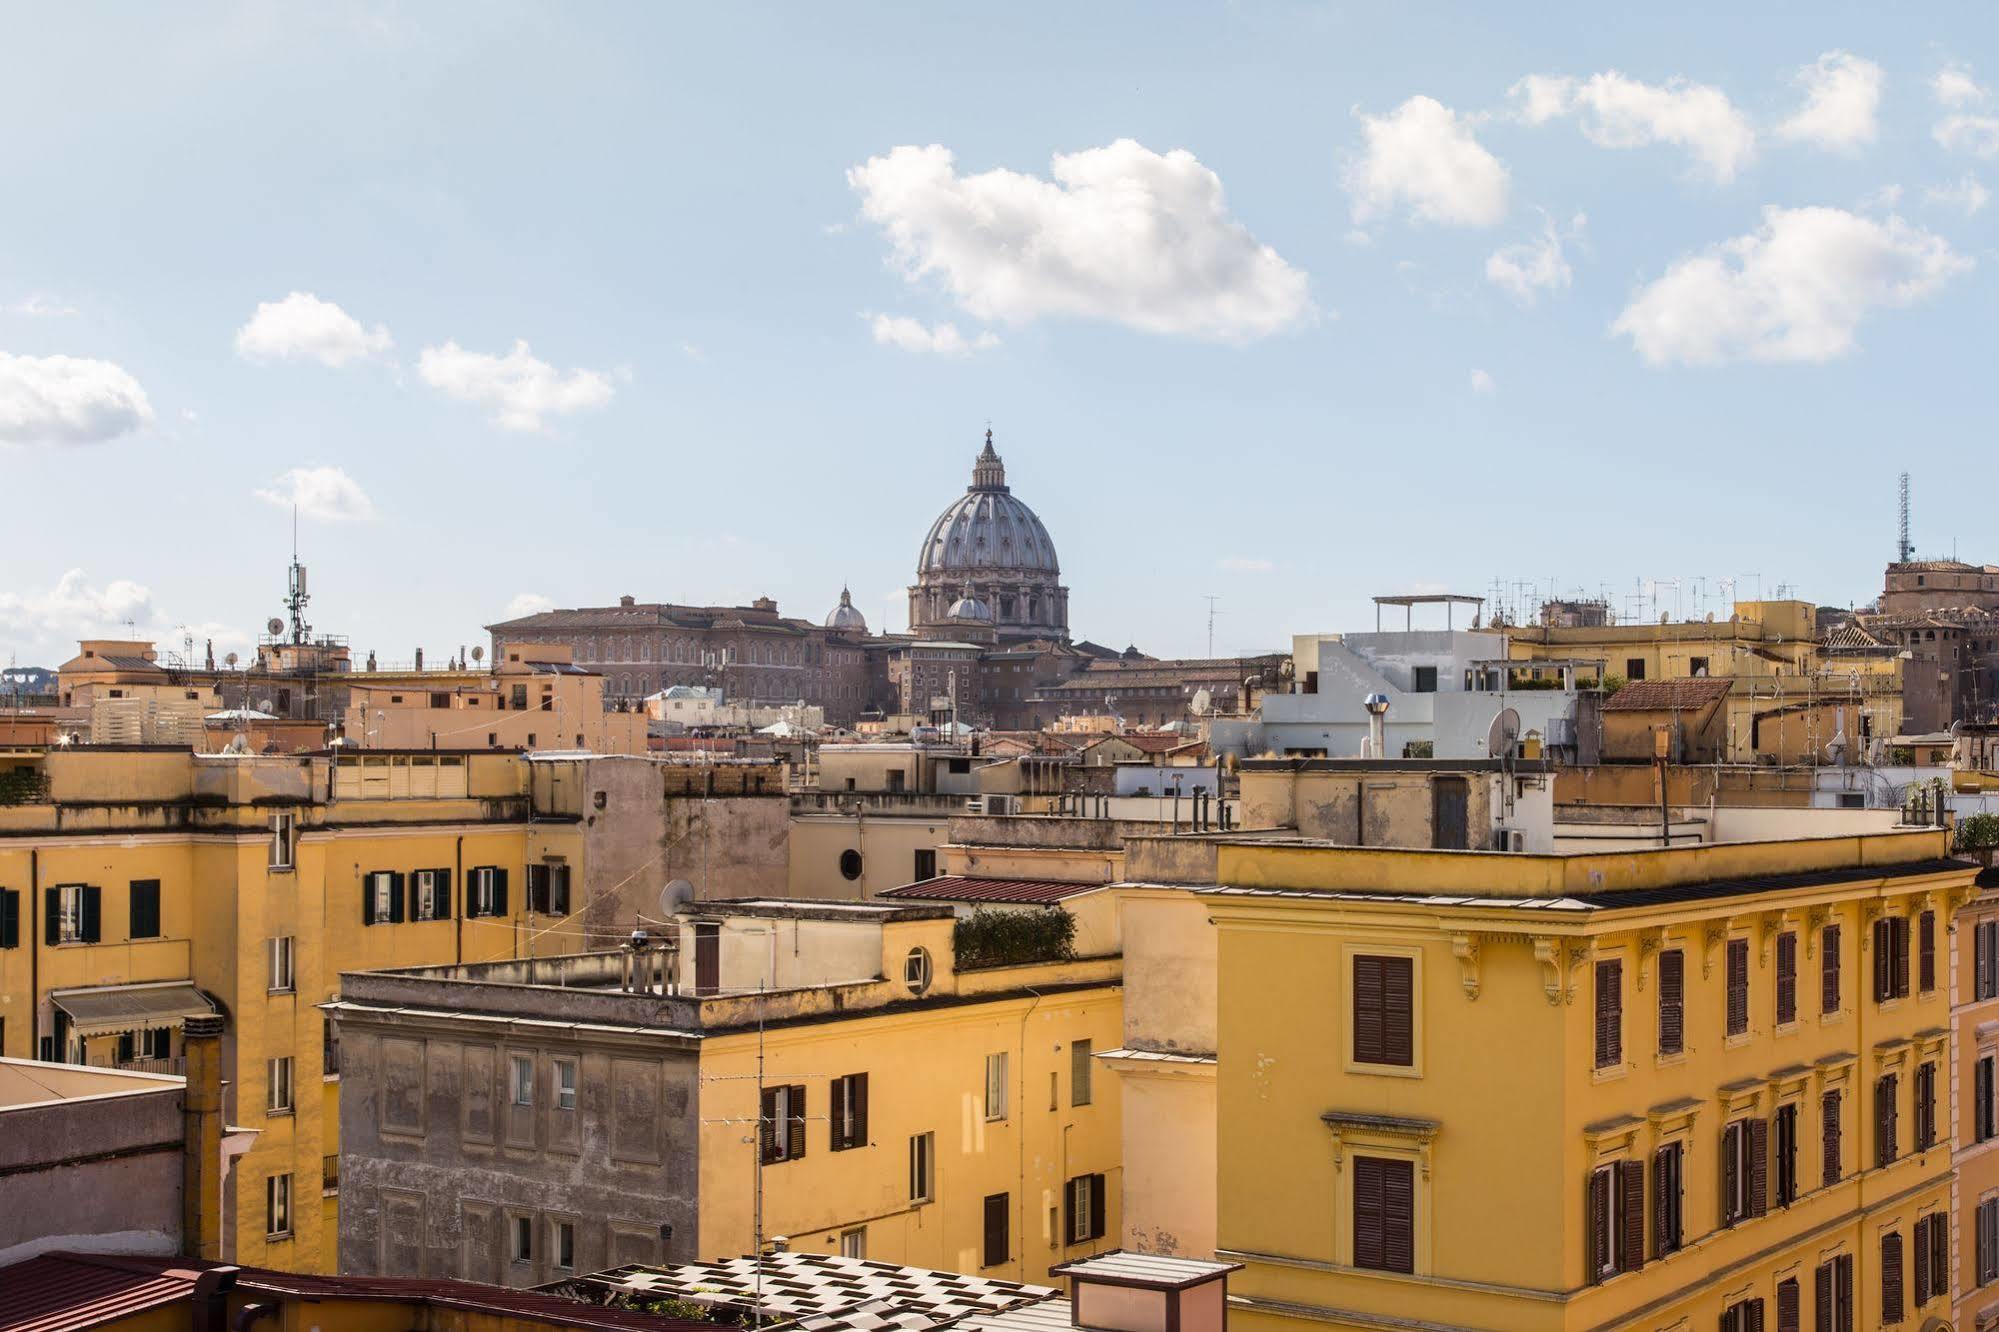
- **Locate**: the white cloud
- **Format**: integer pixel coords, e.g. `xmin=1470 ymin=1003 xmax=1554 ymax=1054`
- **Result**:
xmin=234 ymin=292 xmax=392 ymax=368
xmin=417 ymin=339 xmax=615 ymax=431
xmin=1933 ymin=65 xmax=1987 ymax=108
xmin=8 ymin=294 xmax=77 ymax=317
xmin=848 ymin=140 xmax=1313 ymax=340
xmin=1611 ymin=206 xmax=1970 ymax=366
xmin=1776 ymin=51 xmax=1883 ymax=152
xmin=1510 ymin=71 xmax=1755 ymax=182
xmin=1469 ymin=369 xmax=1496 ymax=393
xmin=0 ymin=569 xmax=247 ymax=665
xmin=1220 ymin=556 xmax=1275 ymax=573
xmin=1485 ymin=212 xmax=1584 ymax=305
xmin=503 ymin=592 xmax=555 ymax=620
xmin=1925 ymin=174 xmax=1990 ymax=215
xmin=868 ymin=313 xmax=999 ymax=356
xmin=1346 ymin=96 xmax=1509 ymax=228
xmin=254 ymin=465 xmax=377 ymax=522
xmin=0 ymin=351 xmax=154 ymax=445
xmin=1936 ymin=115 xmax=1999 ymax=158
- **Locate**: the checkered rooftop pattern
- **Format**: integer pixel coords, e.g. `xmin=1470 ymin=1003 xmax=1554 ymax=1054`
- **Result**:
xmin=598 ymin=1253 xmax=1058 ymax=1327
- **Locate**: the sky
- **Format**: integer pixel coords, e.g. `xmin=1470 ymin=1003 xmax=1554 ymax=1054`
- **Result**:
xmin=2 ymin=2 xmax=1996 ymax=669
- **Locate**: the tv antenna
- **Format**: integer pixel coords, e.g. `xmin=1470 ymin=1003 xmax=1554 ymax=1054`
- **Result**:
xmin=1203 ymin=594 xmax=1222 ymax=658
xmin=1897 ymin=471 xmax=1912 ymax=563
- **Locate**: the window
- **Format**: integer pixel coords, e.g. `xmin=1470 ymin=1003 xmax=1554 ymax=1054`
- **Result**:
xmin=761 ymin=1083 xmax=807 ymax=1163
xmin=904 ymin=947 xmax=933 ymax=995
xmin=1626 ymin=657 xmax=1646 ymax=681
xmin=48 ymin=884 xmax=101 ymax=944
xmin=553 ymin=1220 xmax=576 ymax=1270
xmin=1352 ymin=1155 xmax=1415 ymax=1274
xmin=982 ymin=1192 xmax=1009 ymax=1268
xmin=266 ymin=1173 xmax=292 ymax=1238
xmin=363 ymin=871 xmax=403 ymax=926
xmin=1875 ymin=1073 xmax=1898 ymax=1167
xmin=411 ymin=868 xmax=452 ymax=922
xmin=323 ymin=1154 xmax=339 ymax=1194
xmin=1655 ymin=948 xmax=1684 ymax=1056
xmin=526 ymin=863 xmax=571 ymax=916
xmin=1815 ymin=1255 xmax=1854 ymax=1332
xmin=830 ymin=1073 xmax=869 ymax=1150
xmin=1979 ymin=1055 xmax=1997 ymax=1142
xmin=1773 ymin=1103 xmax=1798 ymax=1206
xmin=1593 ymin=959 xmax=1622 ymax=1069
xmin=1072 ymin=1040 xmax=1093 ymax=1106
xmin=1352 ymin=954 xmax=1414 ymax=1067
xmin=1821 ymin=924 xmax=1841 ymax=1014
xmin=1065 ymin=1173 xmax=1107 ymax=1245
xmin=1586 ymin=1160 xmax=1643 ymax=1282
xmin=1775 ymin=1277 xmax=1799 ymax=1332
xmin=267 ymin=1056 xmax=294 ymax=1114
xmin=1914 ymin=1061 xmax=1936 ymax=1151
xmin=1725 ymin=937 xmax=1749 ymax=1036
xmin=1978 ymin=920 xmax=1999 ymax=1000
xmin=909 ymin=1132 xmax=935 ymax=1203
xmin=468 ymin=866 xmax=507 ymax=918
xmin=985 ymin=1053 xmax=1009 ymax=1121
xmin=1918 ymin=910 xmax=1936 ymax=992
xmin=1881 ymin=1230 xmax=1904 ymax=1324
xmin=1914 ymin=1213 xmax=1948 ymax=1308
xmin=323 ymin=1016 xmax=341 ymax=1077
xmin=0 ymin=888 xmax=18 ymax=949
xmin=1721 ymin=1118 xmax=1766 ymax=1226
xmin=268 ymin=936 xmax=295 ymax=993
xmin=1687 ymin=656 xmax=1709 ymax=677
xmin=268 ymin=812 xmax=295 ymax=870
xmin=839 ymin=849 xmax=864 ymax=881
xmin=839 ymin=1228 xmax=866 ymax=1259
xmin=128 ymin=879 xmax=161 ymax=940
xmin=513 ymin=1215 xmax=533 ymax=1263
xmin=1411 ymin=665 xmax=1438 ymax=693
xmin=555 ymin=1058 xmax=577 ymax=1111
xmin=1718 ymin=1298 xmax=1762 ymax=1332
xmin=511 ymin=1054 xmax=534 ymax=1107
xmin=913 ymin=848 xmax=937 ymax=882
xmin=1774 ymin=931 xmax=1797 ymax=1026
xmin=1979 ymin=1198 xmax=1999 ymax=1285
xmin=1651 ymin=1141 xmax=1683 ymax=1257
xmin=1822 ymin=1089 xmax=1843 ymax=1186
xmin=1873 ymin=915 xmax=1910 ymax=1001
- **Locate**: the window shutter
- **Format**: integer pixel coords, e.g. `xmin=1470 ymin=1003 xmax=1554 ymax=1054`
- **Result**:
xmin=1932 ymin=1213 xmax=1949 ymax=1303
xmin=1618 ymin=1159 xmax=1643 ymax=1273
xmin=1914 ymin=1218 xmax=1932 ymax=1308
xmin=493 ymin=867 xmax=508 ymax=916
xmin=1918 ymin=911 xmax=1935 ymax=991
xmin=387 ymin=872 xmax=405 ymax=923
xmin=829 ymin=1078 xmax=847 ymax=1150
xmin=1821 ymin=1090 xmax=1840 ymax=1185
xmin=1821 ymin=925 xmax=1840 ymax=1013
xmin=1881 ymin=1231 xmax=1903 ymax=1324
xmin=1382 ymin=957 xmax=1412 ymax=1064
xmin=1658 ymin=949 xmax=1684 ymax=1054
xmin=1356 ymin=1157 xmax=1390 ymax=1273
xmin=759 ymin=1087 xmax=778 ymax=1162
xmin=1090 ymin=1173 xmax=1107 ymax=1241
xmin=1721 ymin=1124 xmax=1740 ymax=1225
xmin=526 ymin=864 xmax=546 ymax=914
xmin=1747 ymin=1297 xmax=1764 ymax=1332
xmin=853 ymin=1072 xmax=869 ymax=1144
xmin=553 ymin=864 xmax=571 ymax=916
xmin=1981 ymin=1059 xmax=1995 ymax=1140
xmin=0 ymin=889 xmax=18 ymax=949
xmin=1874 ymin=919 xmax=1891 ymax=1001
xmin=80 ymin=885 xmax=101 ymax=942
xmin=1726 ymin=939 xmax=1748 ymax=1034
xmin=1353 ymin=957 xmax=1384 ymax=1065
xmin=1814 ymin=1263 xmax=1832 ymax=1332
xmin=1835 ymin=1256 xmax=1852 ymax=1331
xmin=1981 ymin=1199 xmax=1999 ymax=1284
xmin=983 ymin=1194 xmax=1009 ymax=1268
xmin=1595 ymin=960 xmax=1622 ymax=1068
xmin=1381 ymin=1159 xmax=1414 ymax=1274
xmin=1063 ymin=1177 xmax=1076 ymax=1246
xmin=1775 ymin=932 xmax=1796 ymax=1025
xmin=1748 ymin=1118 xmax=1768 ymax=1217
xmin=405 ymin=873 xmax=420 ymax=923
xmin=1776 ymin=1278 xmax=1798 ymax=1332
xmin=44 ymin=887 xmax=59 ymax=945
xmin=362 ymin=876 xmax=376 ymax=926
xmin=787 ymin=1084 xmax=807 ymax=1160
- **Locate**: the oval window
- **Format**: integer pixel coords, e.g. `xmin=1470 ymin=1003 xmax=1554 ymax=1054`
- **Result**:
xmin=904 ymin=947 xmax=934 ymax=995
xmin=839 ymin=849 xmax=864 ymax=881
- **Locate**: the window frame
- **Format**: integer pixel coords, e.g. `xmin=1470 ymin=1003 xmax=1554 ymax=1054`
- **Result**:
xmin=555 ymin=1057 xmax=578 ymax=1112
xmin=268 ymin=812 xmax=296 ymax=871
xmin=510 ymin=1054 xmax=534 ymax=1108
xmin=1347 ymin=944 xmax=1421 ymax=1077
xmin=265 ymin=1172 xmax=293 ymax=1239
xmin=984 ymin=1052 xmax=1009 ymax=1122
xmin=267 ymin=1056 xmax=295 ymax=1115
xmin=268 ymin=935 xmax=296 ymax=994
xmin=909 ymin=1131 xmax=936 ymax=1204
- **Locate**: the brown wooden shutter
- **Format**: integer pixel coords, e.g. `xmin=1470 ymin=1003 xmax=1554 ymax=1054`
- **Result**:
xmin=1727 ymin=939 xmax=1749 ymax=1033
xmin=1776 ymin=1278 xmax=1799 ymax=1332
xmin=1814 ymin=1263 xmax=1832 ymax=1332
xmin=828 ymin=1078 xmax=847 ymax=1150
xmin=1931 ymin=1212 xmax=1949 ymax=1304
xmin=1356 ymin=1157 xmax=1389 ymax=1272
xmin=853 ymin=1072 xmax=869 ymax=1145
xmin=1821 ymin=925 xmax=1840 ymax=1013
xmin=1382 ymin=1159 xmax=1414 ymax=1274
xmin=1775 ymin=932 xmax=1797 ymax=1025
xmin=1618 ymin=1159 xmax=1643 ymax=1273
xmin=1651 ymin=1147 xmax=1672 ymax=1257
xmin=1747 ymin=1298 xmax=1764 ymax=1332
xmin=1914 ymin=1217 xmax=1931 ymax=1308
xmin=1918 ymin=910 xmax=1935 ymax=991
xmin=1980 ymin=1058 xmax=1995 ymax=1140
xmin=1874 ymin=918 xmax=1891 ymax=1001
xmin=1089 ymin=1173 xmax=1107 ymax=1241
xmin=1748 ymin=1118 xmax=1768 ymax=1217
xmin=1382 ymin=957 xmax=1413 ymax=1065
xmin=1658 ymin=949 xmax=1684 ymax=1054
xmin=982 ymin=1193 xmax=1009 ymax=1268
xmin=1821 ymin=1090 xmax=1841 ymax=1186
xmin=1721 ymin=1123 xmax=1740 ymax=1225
xmin=759 ymin=1087 xmax=778 ymax=1162
xmin=1881 ymin=1231 xmax=1903 ymax=1323
xmin=1595 ymin=960 xmax=1622 ymax=1068
xmin=1352 ymin=957 xmax=1384 ymax=1065
xmin=787 ymin=1084 xmax=807 ymax=1159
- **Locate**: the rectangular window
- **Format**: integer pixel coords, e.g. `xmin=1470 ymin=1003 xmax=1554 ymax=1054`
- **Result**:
xmin=411 ymin=868 xmax=451 ymax=922
xmin=1822 ymin=1089 xmax=1843 ymax=1186
xmin=1586 ymin=1159 xmax=1643 ymax=1281
xmin=1979 ymin=920 xmax=1999 ymax=1000
xmin=1881 ymin=1230 xmax=1904 ymax=1324
xmin=1725 ymin=937 xmax=1750 ymax=1035
xmin=1815 ymin=1255 xmax=1854 ymax=1332
xmin=1875 ymin=1073 xmax=1898 ymax=1167
xmin=1065 ymin=1172 xmax=1108 ymax=1245
xmin=0 ymin=888 xmax=18 ymax=949
xmin=266 ymin=1173 xmax=292 ymax=1238
xmin=323 ymin=1016 xmax=341 ymax=1077
xmin=513 ymin=1215 xmax=533 ymax=1263
xmin=510 ymin=1054 xmax=534 ymax=1107
xmin=1072 ymin=1040 xmax=1094 ymax=1106
xmin=49 ymin=883 xmax=100 ymax=944
xmin=468 ymin=866 xmax=507 ymax=918
xmin=267 ymin=1056 xmax=294 ymax=1114
xmin=1821 ymin=924 xmax=1841 ymax=1014
xmin=1626 ymin=658 xmax=1646 ymax=681
xmin=1352 ymin=954 xmax=1414 ymax=1067
xmin=760 ymin=1083 xmax=807 ymax=1163
xmin=913 ymin=849 xmax=937 ymax=881
xmin=840 ymin=1228 xmax=866 ymax=1259
xmin=909 ymin=1132 xmax=935 ymax=1203
xmin=1657 ymin=948 xmax=1684 ymax=1055
xmin=1873 ymin=916 xmax=1910 ymax=1002
xmin=1721 ymin=1118 xmax=1766 ymax=1226
xmin=128 ymin=879 xmax=161 ymax=940
xmin=1593 ymin=959 xmax=1622 ymax=1069
xmin=985 ymin=1053 xmax=1009 ymax=1121
xmin=1774 ymin=931 xmax=1797 ymax=1026
xmin=1918 ymin=909 xmax=1936 ymax=992
xmin=1979 ymin=1055 xmax=1997 ymax=1142
xmin=268 ymin=936 xmax=295 ymax=993
xmin=1687 ymin=655 xmax=1709 ymax=677
xmin=268 ymin=812 xmax=295 ymax=871
xmin=555 ymin=1058 xmax=577 ymax=1112
xmin=1352 ymin=1155 xmax=1416 ymax=1275
xmin=1773 ymin=1103 xmax=1798 ymax=1206
xmin=1651 ymin=1142 xmax=1683 ymax=1257
xmin=363 ymin=871 xmax=402 ymax=926
xmin=1411 ymin=665 xmax=1438 ymax=693
xmin=830 ymin=1073 xmax=869 ymax=1151
xmin=526 ymin=862 xmax=573 ymax=916
xmin=1914 ymin=1061 xmax=1936 ymax=1151
xmin=1914 ymin=1213 xmax=1948 ymax=1308
xmin=554 ymin=1220 xmax=576 ymax=1270
xmin=982 ymin=1192 xmax=1009 ymax=1268
xmin=1776 ymin=1278 xmax=1799 ymax=1332
xmin=1979 ymin=1198 xmax=1999 ymax=1286
xmin=1718 ymin=1299 xmax=1762 ymax=1332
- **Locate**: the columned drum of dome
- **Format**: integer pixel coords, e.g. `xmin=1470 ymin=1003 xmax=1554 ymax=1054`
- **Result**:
xmin=909 ymin=431 xmax=1070 ymax=644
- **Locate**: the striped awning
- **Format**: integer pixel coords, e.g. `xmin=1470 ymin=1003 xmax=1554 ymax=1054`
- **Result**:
xmin=52 ymin=983 xmax=217 ymax=1035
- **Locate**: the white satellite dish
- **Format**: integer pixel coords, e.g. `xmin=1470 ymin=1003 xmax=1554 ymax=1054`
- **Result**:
xmin=1487 ymin=707 xmax=1522 ymax=759
xmin=1191 ymin=687 xmax=1213 ymax=715
xmin=267 ymin=617 xmax=286 ymax=637
xmin=224 ymin=652 xmax=239 ymax=668
xmin=659 ymin=878 xmax=696 ymax=915
xmin=471 ymin=645 xmax=485 ymax=663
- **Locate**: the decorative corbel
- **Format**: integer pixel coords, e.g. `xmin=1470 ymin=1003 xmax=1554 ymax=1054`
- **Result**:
xmin=1760 ymin=910 xmax=1793 ymax=967
xmin=1804 ymin=906 xmax=1830 ymax=959
xmin=1860 ymin=901 xmax=1885 ymax=948
xmin=1451 ymin=934 xmax=1482 ymax=1001
xmin=1637 ymin=929 xmax=1663 ymax=992
xmin=1703 ymin=921 xmax=1731 ymax=979
xmin=1533 ymin=937 xmax=1566 ymax=1006
xmin=1564 ymin=941 xmax=1592 ymax=1005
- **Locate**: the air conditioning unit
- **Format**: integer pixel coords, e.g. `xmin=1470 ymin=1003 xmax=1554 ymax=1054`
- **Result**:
xmin=1492 ymin=828 xmax=1526 ymax=853
xmin=985 ymin=794 xmax=1018 ymax=815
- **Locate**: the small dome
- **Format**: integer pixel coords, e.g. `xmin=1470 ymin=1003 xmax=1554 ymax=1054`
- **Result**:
xmin=948 ymin=591 xmax=994 ymax=622
xmin=824 ymin=586 xmax=868 ymax=632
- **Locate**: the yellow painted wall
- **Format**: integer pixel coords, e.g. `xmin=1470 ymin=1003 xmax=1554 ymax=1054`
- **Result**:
xmin=788 ymin=815 xmax=951 ymax=899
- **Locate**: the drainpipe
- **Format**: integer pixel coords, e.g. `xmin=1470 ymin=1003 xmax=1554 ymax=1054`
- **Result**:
xmin=454 ymin=834 xmax=465 ymax=966
xmin=1016 ymin=986 xmax=1045 ymax=1274
xmin=28 ymin=848 xmax=38 ymax=1057
xmin=183 ymin=1013 xmax=228 ymax=1261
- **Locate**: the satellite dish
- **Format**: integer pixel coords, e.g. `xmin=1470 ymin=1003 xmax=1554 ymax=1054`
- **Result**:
xmin=267 ymin=617 xmax=286 ymax=637
xmin=257 ymin=698 xmax=275 ymax=714
xmin=224 ymin=652 xmax=239 ymax=668
xmin=1191 ymin=687 xmax=1213 ymax=715
xmin=660 ymin=879 xmax=696 ymax=915
xmin=471 ymin=645 xmax=484 ymax=663
xmin=1487 ymin=707 xmax=1522 ymax=758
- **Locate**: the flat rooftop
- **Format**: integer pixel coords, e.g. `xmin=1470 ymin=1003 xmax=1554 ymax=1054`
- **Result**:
xmin=0 ymin=1057 xmax=182 ymax=1110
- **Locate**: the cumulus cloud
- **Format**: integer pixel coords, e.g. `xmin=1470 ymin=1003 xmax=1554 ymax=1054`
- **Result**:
xmin=1345 ymin=96 xmax=1509 ymax=228
xmin=1933 ymin=65 xmax=1986 ymax=108
xmin=1220 ymin=556 xmax=1275 ymax=573
xmin=1485 ymin=213 xmax=1585 ymax=305
xmin=1469 ymin=369 xmax=1496 ymax=393
xmin=0 ymin=570 xmax=247 ymax=664
xmin=254 ymin=465 xmax=377 ymax=522
xmin=1510 ymin=71 xmax=1755 ymax=182
xmin=1925 ymin=174 xmax=1990 ymax=215
xmin=1776 ymin=51 xmax=1883 ymax=152
xmin=503 ymin=592 xmax=555 ymax=620
xmin=1936 ymin=115 xmax=1999 ymax=157
xmin=234 ymin=292 xmax=392 ymax=367
xmin=0 ymin=351 xmax=154 ymax=446
xmin=867 ymin=314 xmax=999 ymax=356
xmin=417 ymin=339 xmax=615 ymax=431
xmin=847 ymin=140 xmax=1313 ymax=341
xmin=1611 ymin=206 xmax=1969 ymax=366
xmin=8 ymin=294 xmax=77 ymax=317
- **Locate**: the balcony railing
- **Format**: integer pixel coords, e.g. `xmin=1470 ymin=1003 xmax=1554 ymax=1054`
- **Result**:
xmin=115 ymin=1056 xmax=186 ymax=1076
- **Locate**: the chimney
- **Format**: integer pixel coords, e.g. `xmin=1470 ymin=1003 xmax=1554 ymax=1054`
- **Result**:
xmin=182 ymin=1012 xmax=227 ymax=1261
xmin=191 ymin=1266 xmax=239 ymax=1332
xmin=1362 ymin=693 xmax=1391 ymax=759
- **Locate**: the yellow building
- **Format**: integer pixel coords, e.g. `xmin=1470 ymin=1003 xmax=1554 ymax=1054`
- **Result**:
xmin=328 ymin=898 xmax=1122 ymax=1283
xmin=0 ymin=745 xmax=591 ymax=1274
xmin=1203 ymin=826 xmax=1976 ymax=1330
xmin=344 ymin=642 xmax=646 ymax=755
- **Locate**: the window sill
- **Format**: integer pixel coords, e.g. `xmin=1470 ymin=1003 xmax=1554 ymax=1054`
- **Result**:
xmin=323 ymin=1073 xmax=340 ymax=1083
xmin=1724 ymin=1031 xmax=1753 ymax=1049
xmin=268 ymin=988 xmax=295 ymax=997
xmin=1591 ymin=1063 xmax=1627 ymax=1084
xmin=1655 ymin=1050 xmax=1687 ymax=1068
xmin=267 ymin=1108 xmax=295 ymax=1118
xmin=268 ymin=866 xmax=296 ymax=876
xmin=1774 ymin=1020 xmax=1802 ymax=1038
xmin=266 ymin=1232 xmax=293 ymax=1243
xmin=1346 ymin=1061 xmax=1422 ymax=1080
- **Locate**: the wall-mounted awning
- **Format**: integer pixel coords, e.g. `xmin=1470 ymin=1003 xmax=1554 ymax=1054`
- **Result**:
xmin=51 ymin=983 xmax=218 ymax=1036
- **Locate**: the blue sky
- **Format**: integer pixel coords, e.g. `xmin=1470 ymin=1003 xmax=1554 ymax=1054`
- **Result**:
xmin=2 ymin=3 xmax=1994 ymax=668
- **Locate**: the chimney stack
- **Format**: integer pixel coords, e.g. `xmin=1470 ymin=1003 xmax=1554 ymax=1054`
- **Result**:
xmin=181 ymin=1012 xmax=226 ymax=1261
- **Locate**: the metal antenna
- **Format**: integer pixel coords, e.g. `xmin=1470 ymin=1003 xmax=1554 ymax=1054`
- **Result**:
xmin=1897 ymin=472 xmax=1912 ymax=563
xmin=1203 ymin=594 xmax=1222 ymax=658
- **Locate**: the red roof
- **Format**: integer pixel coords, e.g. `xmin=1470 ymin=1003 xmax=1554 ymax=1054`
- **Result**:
xmin=1603 ymin=678 xmax=1734 ymax=712
xmin=879 ymin=875 xmax=1106 ymax=904
xmin=0 ymin=1253 xmax=198 ymax=1332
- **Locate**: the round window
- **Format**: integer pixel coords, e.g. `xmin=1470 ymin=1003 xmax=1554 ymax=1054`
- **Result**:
xmin=904 ymin=947 xmax=934 ymax=995
xmin=839 ymin=849 xmax=864 ymax=881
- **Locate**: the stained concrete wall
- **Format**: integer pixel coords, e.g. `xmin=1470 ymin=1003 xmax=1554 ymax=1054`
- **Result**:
xmin=0 ymin=1068 xmax=185 ymax=1264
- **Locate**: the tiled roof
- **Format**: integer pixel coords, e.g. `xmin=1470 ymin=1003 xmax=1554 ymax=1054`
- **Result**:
xmin=0 ymin=1252 xmax=197 ymax=1332
xmin=1088 ymin=732 xmax=1200 ymax=755
xmin=1602 ymin=678 xmax=1734 ymax=712
xmin=878 ymin=876 xmax=1107 ymax=904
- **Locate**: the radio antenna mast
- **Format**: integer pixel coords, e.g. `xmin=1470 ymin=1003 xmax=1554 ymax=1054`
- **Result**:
xmin=1897 ymin=472 xmax=1912 ymax=563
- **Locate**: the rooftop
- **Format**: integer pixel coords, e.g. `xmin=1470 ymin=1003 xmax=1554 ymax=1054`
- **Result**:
xmin=1602 ymin=677 xmax=1735 ymax=711
xmin=878 ymin=876 xmax=1108 ymax=905
xmin=0 ymin=1057 xmax=184 ymax=1111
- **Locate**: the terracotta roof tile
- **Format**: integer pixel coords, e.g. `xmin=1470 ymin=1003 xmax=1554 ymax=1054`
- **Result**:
xmin=1602 ymin=677 xmax=1734 ymax=712
xmin=879 ymin=876 xmax=1106 ymax=904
